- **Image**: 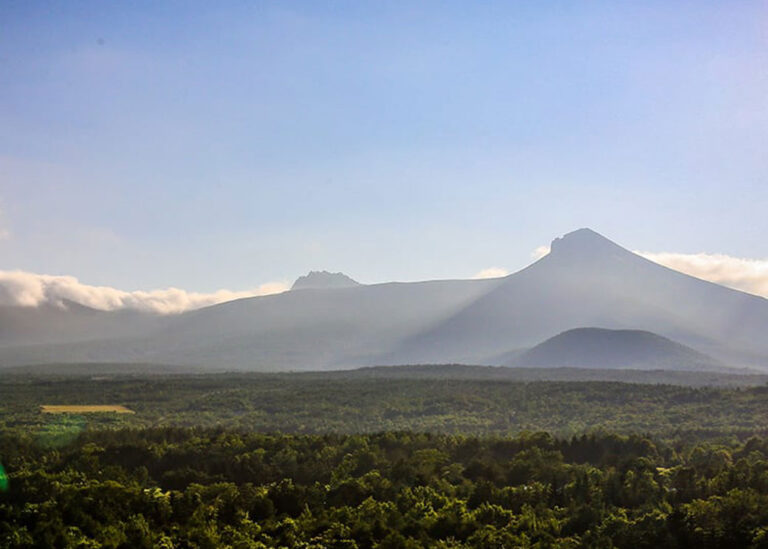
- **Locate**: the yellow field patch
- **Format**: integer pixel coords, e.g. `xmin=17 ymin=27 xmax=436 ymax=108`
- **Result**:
xmin=41 ymin=405 xmax=135 ymax=414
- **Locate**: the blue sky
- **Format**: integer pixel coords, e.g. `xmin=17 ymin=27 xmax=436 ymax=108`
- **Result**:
xmin=1 ymin=1 xmax=767 ymax=297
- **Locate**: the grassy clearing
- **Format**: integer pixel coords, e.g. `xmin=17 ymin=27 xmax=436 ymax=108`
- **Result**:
xmin=41 ymin=405 xmax=135 ymax=414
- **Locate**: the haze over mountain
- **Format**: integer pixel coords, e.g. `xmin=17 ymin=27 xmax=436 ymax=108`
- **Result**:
xmin=1 ymin=228 xmax=767 ymax=372
xmin=0 ymin=300 xmax=159 ymax=347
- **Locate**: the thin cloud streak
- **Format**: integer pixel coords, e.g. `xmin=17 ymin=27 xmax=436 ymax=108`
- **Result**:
xmin=0 ymin=270 xmax=289 ymax=314
xmin=472 ymin=267 xmax=510 ymax=279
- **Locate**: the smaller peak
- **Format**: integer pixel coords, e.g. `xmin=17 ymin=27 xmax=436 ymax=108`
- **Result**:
xmin=291 ymin=270 xmax=361 ymax=291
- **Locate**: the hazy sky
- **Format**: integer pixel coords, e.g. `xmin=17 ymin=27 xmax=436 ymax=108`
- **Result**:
xmin=1 ymin=1 xmax=767 ymax=297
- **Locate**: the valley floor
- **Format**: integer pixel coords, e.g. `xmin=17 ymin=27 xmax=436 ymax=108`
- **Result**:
xmin=2 ymin=367 xmax=768 ymax=441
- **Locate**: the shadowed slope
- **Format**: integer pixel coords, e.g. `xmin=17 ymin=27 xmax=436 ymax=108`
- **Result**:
xmin=510 ymin=327 xmax=723 ymax=371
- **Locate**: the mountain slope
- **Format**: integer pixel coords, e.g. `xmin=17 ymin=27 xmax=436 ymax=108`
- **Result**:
xmin=510 ymin=327 xmax=723 ymax=371
xmin=140 ymin=278 xmax=501 ymax=369
xmin=0 ymin=300 xmax=160 ymax=347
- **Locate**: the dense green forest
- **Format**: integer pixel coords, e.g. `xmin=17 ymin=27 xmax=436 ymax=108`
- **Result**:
xmin=3 ymin=429 xmax=768 ymax=547
xmin=2 ymin=368 xmax=768 ymax=547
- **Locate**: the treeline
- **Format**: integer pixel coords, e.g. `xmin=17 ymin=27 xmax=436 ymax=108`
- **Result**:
xmin=3 ymin=374 xmax=768 ymax=441
xmin=3 ymin=429 xmax=768 ymax=547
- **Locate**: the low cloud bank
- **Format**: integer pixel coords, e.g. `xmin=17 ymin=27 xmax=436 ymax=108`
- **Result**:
xmin=0 ymin=270 xmax=289 ymax=314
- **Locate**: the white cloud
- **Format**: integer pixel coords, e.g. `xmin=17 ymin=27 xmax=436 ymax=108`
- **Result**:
xmin=472 ymin=267 xmax=510 ymax=279
xmin=531 ymin=246 xmax=550 ymax=260
xmin=637 ymin=251 xmax=768 ymax=298
xmin=0 ymin=270 xmax=289 ymax=314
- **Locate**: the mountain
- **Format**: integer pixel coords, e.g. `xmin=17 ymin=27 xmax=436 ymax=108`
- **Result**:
xmin=291 ymin=271 xmax=360 ymax=291
xmin=383 ymin=229 xmax=768 ymax=369
xmin=135 ymin=277 xmax=500 ymax=369
xmin=509 ymin=327 xmax=723 ymax=371
xmin=1 ymin=228 xmax=767 ymax=372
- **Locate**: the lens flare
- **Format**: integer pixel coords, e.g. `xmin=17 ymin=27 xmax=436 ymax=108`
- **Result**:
xmin=0 ymin=462 xmax=8 ymax=492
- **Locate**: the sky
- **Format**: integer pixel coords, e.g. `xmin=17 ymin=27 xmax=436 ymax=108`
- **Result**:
xmin=1 ymin=1 xmax=767 ymax=311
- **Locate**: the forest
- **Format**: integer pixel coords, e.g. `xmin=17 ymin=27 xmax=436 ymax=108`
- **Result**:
xmin=2 ymin=369 xmax=768 ymax=441
xmin=2 ymin=368 xmax=768 ymax=547
xmin=3 ymin=428 xmax=768 ymax=547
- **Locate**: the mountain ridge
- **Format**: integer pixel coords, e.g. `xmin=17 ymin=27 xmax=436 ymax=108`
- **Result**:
xmin=1 ymin=228 xmax=766 ymax=372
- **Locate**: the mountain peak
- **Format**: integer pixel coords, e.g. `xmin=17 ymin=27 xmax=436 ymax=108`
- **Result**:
xmin=549 ymin=228 xmax=627 ymax=259
xmin=291 ymin=271 xmax=361 ymax=291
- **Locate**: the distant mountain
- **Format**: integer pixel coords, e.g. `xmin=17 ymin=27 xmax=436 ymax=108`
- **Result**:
xmin=291 ymin=271 xmax=360 ymax=291
xmin=509 ymin=327 xmax=723 ymax=371
xmin=134 ymin=277 xmax=500 ymax=370
xmin=1 ymin=228 xmax=767 ymax=372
